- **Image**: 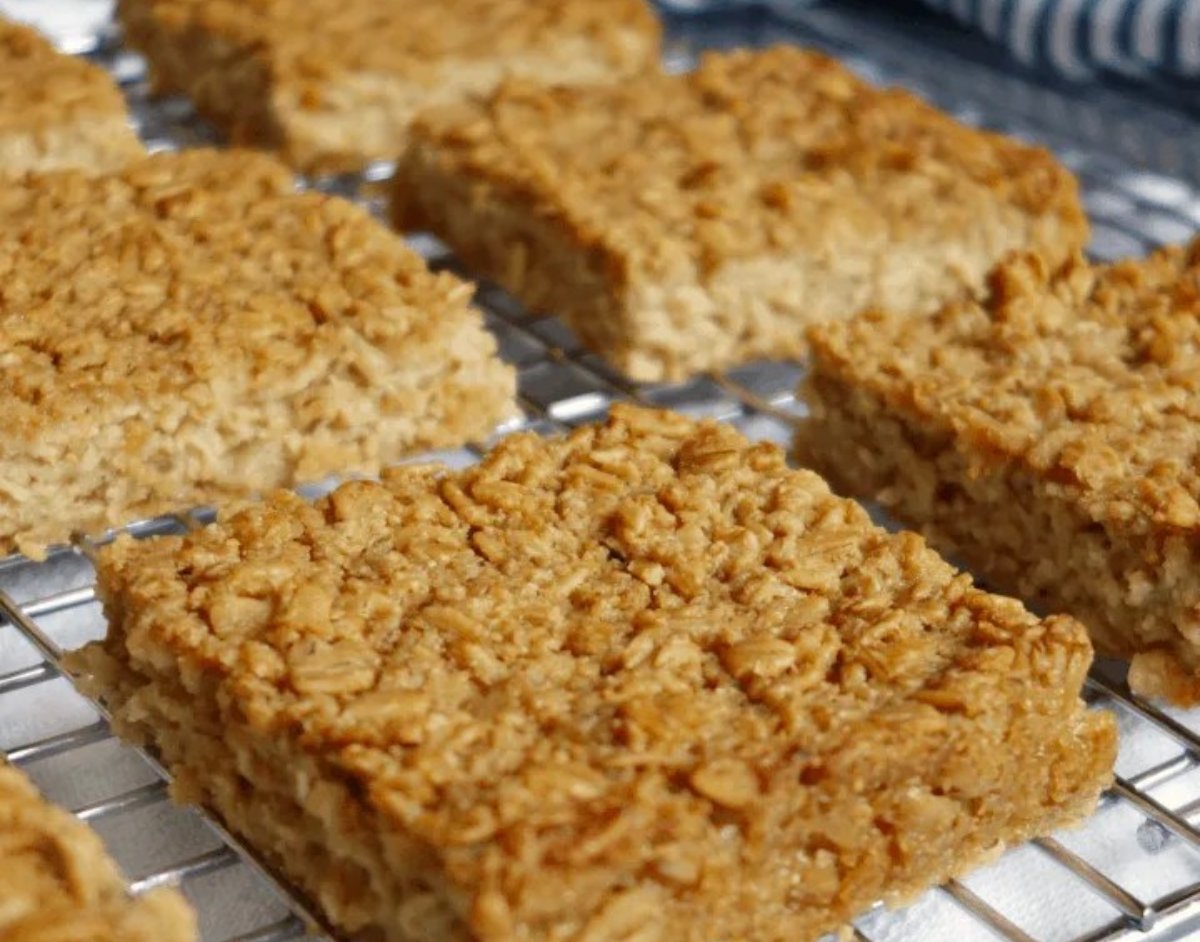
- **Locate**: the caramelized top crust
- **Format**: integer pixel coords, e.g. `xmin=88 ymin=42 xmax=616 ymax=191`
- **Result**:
xmin=406 ymin=46 xmax=1086 ymax=281
xmin=96 ymin=405 xmax=1103 ymax=939
xmin=0 ymin=17 xmax=131 ymax=133
xmin=0 ymin=763 xmax=196 ymax=942
xmin=0 ymin=149 xmax=499 ymax=439
xmin=120 ymin=0 xmax=659 ymax=77
xmin=808 ymin=241 xmax=1200 ymax=538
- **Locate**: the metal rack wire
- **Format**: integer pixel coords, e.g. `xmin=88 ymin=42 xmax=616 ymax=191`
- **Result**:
xmin=3 ymin=3 xmax=1200 ymax=941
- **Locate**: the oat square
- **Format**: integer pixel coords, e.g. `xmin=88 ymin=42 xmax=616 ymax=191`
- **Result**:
xmin=393 ymin=46 xmax=1088 ymax=382
xmin=0 ymin=17 xmax=142 ymax=173
xmin=802 ymin=242 xmax=1200 ymax=705
xmin=0 ymin=149 xmax=515 ymax=558
xmin=117 ymin=0 xmax=661 ymax=174
xmin=73 ymin=405 xmax=1114 ymax=942
xmin=0 ymin=762 xmax=196 ymax=941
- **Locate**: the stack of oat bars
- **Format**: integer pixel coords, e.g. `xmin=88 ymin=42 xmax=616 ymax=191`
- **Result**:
xmin=5 ymin=1 xmax=1199 ymax=940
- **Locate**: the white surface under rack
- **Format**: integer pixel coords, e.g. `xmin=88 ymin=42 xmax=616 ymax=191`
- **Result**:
xmin=3 ymin=2 xmax=1200 ymax=941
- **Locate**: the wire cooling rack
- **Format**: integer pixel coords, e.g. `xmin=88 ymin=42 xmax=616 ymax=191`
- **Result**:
xmin=3 ymin=3 xmax=1200 ymax=941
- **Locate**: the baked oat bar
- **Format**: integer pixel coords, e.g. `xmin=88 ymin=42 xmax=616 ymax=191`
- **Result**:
xmin=0 ymin=17 xmax=142 ymax=174
xmin=392 ymin=46 xmax=1088 ymax=382
xmin=801 ymin=242 xmax=1200 ymax=705
xmin=0 ymin=761 xmax=196 ymax=941
xmin=117 ymin=0 xmax=660 ymax=175
xmin=71 ymin=405 xmax=1115 ymax=942
xmin=0 ymin=149 xmax=515 ymax=560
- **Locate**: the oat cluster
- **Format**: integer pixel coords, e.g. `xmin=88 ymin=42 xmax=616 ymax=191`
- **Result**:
xmin=0 ymin=763 xmax=196 ymax=942
xmin=0 ymin=149 xmax=514 ymax=557
xmin=89 ymin=406 xmax=1114 ymax=942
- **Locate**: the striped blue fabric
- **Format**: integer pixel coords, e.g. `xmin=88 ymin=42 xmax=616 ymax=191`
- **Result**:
xmin=657 ymin=0 xmax=1200 ymax=80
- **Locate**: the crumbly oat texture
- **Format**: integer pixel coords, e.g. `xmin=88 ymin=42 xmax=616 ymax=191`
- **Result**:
xmin=0 ymin=762 xmax=196 ymax=942
xmin=72 ymin=405 xmax=1115 ymax=942
xmin=392 ymin=46 xmax=1088 ymax=382
xmin=117 ymin=0 xmax=660 ymax=174
xmin=0 ymin=16 xmax=142 ymax=174
xmin=801 ymin=241 xmax=1200 ymax=705
xmin=0 ymin=148 xmax=515 ymax=560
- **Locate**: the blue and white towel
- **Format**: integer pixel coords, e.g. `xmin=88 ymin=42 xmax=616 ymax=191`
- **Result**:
xmin=659 ymin=0 xmax=1200 ymax=80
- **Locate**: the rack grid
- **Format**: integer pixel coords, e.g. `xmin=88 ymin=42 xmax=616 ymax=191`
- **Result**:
xmin=3 ymin=3 xmax=1200 ymax=941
